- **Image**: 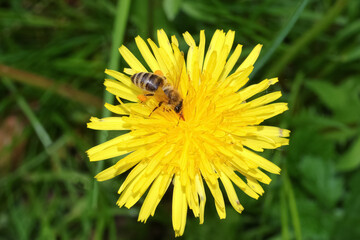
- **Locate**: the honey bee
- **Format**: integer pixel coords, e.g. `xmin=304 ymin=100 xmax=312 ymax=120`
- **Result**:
xmin=131 ymin=72 xmax=184 ymax=119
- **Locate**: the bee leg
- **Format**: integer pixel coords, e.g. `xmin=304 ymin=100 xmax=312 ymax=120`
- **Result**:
xmin=176 ymin=114 xmax=183 ymax=125
xmin=145 ymin=93 xmax=154 ymax=96
xmin=162 ymin=106 xmax=170 ymax=112
xmin=176 ymin=112 xmax=185 ymax=126
xmin=179 ymin=112 xmax=185 ymax=121
xmin=149 ymin=101 xmax=163 ymax=117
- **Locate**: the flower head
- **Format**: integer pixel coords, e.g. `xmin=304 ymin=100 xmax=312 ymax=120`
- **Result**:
xmin=87 ymin=29 xmax=289 ymax=237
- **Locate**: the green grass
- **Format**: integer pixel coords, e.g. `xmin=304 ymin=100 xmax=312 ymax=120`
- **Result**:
xmin=1 ymin=0 xmax=360 ymax=239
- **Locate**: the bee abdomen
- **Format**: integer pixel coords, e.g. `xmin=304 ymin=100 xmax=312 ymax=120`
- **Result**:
xmin=131 ymin=72 xmax=165 ymax=92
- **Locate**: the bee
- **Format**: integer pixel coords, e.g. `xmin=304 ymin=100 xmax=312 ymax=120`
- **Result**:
xmin=131 ymin=72 xmax=184 ymax=120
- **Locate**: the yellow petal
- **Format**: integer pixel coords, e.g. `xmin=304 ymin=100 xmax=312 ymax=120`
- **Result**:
xmin=237 ymin=148 xmax=281 ymax=174
xmin=147 ymin=38 xmax=169 ymax=76
xmin=87 ymin=116 xmax=130 ymax=130
xmin=171 ymin=35 xmax=179 ymax=47
xmin=124 ymin=166 xmax=161 ymax=208
xmin=195 ymin=174 xmax=206 ymax=224
xmin=198 ymin=30 xmax=206 ymax=71
xmin=118 ymin=161 xmax=148 ymax=195
xmin=104 ymin=79 xmax=140 ymax=102
xmin=157 ymin=29 xmax=177 ymax=68
xmin=219 ymin=171 xmax=244 ymax=214
xmin=95 ymin=148 xmax=146 ymax=181
xmin=224 ymin=30 xmax=235 ymax=56
xmin=219 ymin=44 xmax=242 ymax=81
xmin=138 ymin=173 xmax=172 ymax=222
xmin=203 ymin=29 xmax=222 ymax=71
xmin=87 ymin=132 xmax=133 ymax=161
xmin=236 ymin=44 xmax=262 ymax=72
xmin=135 ymin=36 xmax=160 ymax=72
xmin=172 ymin=174 xmax=188 ymax=237
xmin=239 ymin=78 xmax=278 ymax=101
xmin=243 ymin=91 xmax=282 ymax=109
xmin=119 ymin=45 xmax=147 ymax=72
xmin=183 ymin=31 xmax=196 ymax=47
xmin=219 ymin=164 xmax=259 ymax=199
xmin=204 ymin=177 xmax=226 ymax=219
xmin=105 ymin=69 xmax=133 ymax=88
xmin=240 ymin=102 xmax=289 ymax=120
xmin=246 ymin=176 xmax=264 ymax=195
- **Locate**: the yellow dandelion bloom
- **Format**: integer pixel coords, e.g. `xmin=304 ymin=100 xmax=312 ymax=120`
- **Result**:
xmin=87 ymin=29 xmax=289 ymax=237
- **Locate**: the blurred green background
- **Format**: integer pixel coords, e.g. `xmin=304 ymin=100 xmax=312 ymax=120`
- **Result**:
xmin=1 ymin=0 xmax=359 ymax=239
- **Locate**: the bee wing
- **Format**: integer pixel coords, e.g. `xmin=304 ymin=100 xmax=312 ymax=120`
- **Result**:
xmin=154 ymin=87 xmax=169 ymax=103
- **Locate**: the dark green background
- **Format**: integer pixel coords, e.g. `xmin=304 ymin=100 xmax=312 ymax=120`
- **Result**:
xmin=1 ymin=0 xmax=359 ymax=239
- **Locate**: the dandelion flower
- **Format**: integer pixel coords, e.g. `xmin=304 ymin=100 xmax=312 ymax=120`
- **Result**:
xmin=87 ymin=29 xmax=289 ymax=237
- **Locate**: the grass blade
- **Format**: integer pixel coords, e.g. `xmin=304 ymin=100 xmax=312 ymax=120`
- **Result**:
xmin=252 ymin=0 xmax=309 ymax=78
xmin=266 ymin=0 xmax=348 ymax=77
xmin=2 ymin=77 xmax=52 ymax=148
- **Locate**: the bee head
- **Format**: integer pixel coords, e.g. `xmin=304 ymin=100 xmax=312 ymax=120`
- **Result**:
xmin=174 ymin=100 xmax=183 ymax=113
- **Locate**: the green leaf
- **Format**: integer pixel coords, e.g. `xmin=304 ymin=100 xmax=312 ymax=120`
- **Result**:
xmin=336 ymin=136 xmax=360 ymax=171
xmin=181 ymin=2 xmax=217 ymax=23
xmin=297 ymin=197 xmax=335 ymax=240
xmin=298 ymin=156 xmax=343 ymax=208
xmin=332 ymin=173 xmax=360 ymax=239
xmin=291 ymin=108 xmax=357 ymax=143
xmin=287 ymin=127 xmax=335 ymax=165
xmin=163 ymin=0 xmax=182 ymax=21
xmin=306 ymin=79 xmax=360 ymax=123
xmin=306 ymin=80 xmax=348 ymax=111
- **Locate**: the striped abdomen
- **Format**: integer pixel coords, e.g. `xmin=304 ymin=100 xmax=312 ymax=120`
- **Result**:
xmin=131 ymin=72 xmax=165 ymax=92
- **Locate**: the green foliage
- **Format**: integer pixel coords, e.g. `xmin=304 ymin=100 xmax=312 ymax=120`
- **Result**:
xmin=1 ymin=0 xmax=360 ymax=239
xmin=163 ymin=0 xmax=183 ymax=21
xmin=306 ymin=79 xmax=360 ymax=123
